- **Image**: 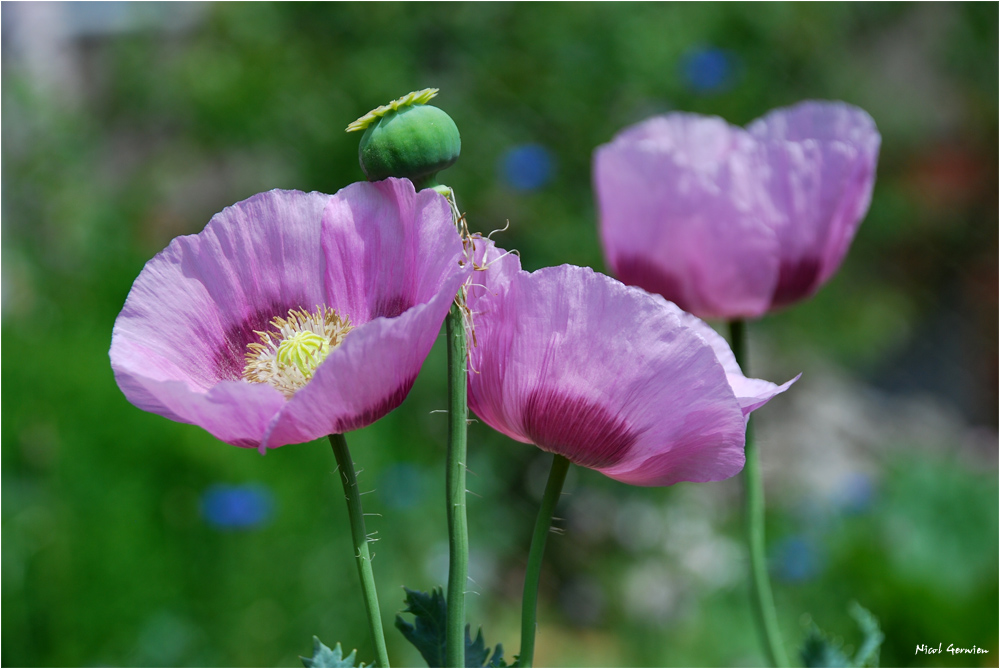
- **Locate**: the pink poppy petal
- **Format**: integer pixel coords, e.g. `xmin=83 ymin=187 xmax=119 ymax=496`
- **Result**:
xmin=111 ymin=189 xmax=334 ymax=394
xmin=662 ymin=303 xmax=799 ymax=417
xmin=749 ymin=101 xmax=881 ymax=307
xmin=321 ymin=178 xmax=467 ymax=323
xmin=116 ymin=370 xmax=287 ymax=449
xmin=469 ymin=264 xmax=751 ymax=486
xmin=749 ymin=100 xmax=881 ymax=146
xmin=112 ymin=180 xmax=468 ymax=449
xmin=465 ymin=236 xmax=523 ymax=317
xmin=594 ymin=114 xmax=780 ymax=319
xmin=594 ymin=102 xmax=880 ymax=318
xmin=262 ymin=278 xmax=465 ymax=448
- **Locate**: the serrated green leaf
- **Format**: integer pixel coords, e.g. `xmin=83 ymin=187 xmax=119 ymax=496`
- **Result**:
xmin=849 ymin=603 xmax=884 ymax=668
xmin=800 ymin=603 xmax=884 ymax=668
xmin=466 ymin=626 xmax=506 ymax=667
xmin=300 ymin=636 xmax=363 ymax=668
xmin=396 ymin=587 xmax=448 ymax=667
xmin=801 ymin=626 xmax=851 ymax=668
xmin=395 ymin=587 xmax=506 ymax=667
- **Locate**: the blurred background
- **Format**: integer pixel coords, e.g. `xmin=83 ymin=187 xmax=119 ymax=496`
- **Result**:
xmin=2 ymin=3 xmax=997 ymax=667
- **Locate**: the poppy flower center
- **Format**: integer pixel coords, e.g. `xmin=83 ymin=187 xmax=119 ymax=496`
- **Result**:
xmin=277 ymin=331 xmax=330 ymax=378
xmin=243 ymin=306 xmax=353 ymax=398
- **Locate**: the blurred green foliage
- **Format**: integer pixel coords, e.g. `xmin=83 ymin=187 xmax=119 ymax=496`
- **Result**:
xmin=2 ymin=3 xmax=997 ymax=667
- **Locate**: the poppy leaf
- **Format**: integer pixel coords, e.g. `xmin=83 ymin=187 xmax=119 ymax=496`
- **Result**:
xmin=800 ymin=603 xmax=883 ymax=668
xmin=395 ymin=587 xmax=506 ymax=667
xmin=300 ymin=637 xmax=364 ymax=668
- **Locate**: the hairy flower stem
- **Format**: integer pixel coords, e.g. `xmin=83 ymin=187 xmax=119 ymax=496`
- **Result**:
xmin=519 ymin=454 xmax=571 ymax=668
xmin=441 ymin=185 xmax=470 ymax=668
xmin=329 ymin=433 xmax=390 ymax=668
xmin=728 ymin=320 xmax=788 ymax=668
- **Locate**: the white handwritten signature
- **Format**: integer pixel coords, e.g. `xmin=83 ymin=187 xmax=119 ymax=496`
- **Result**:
xmin=915 ymin=644 xmax=989 ymax=655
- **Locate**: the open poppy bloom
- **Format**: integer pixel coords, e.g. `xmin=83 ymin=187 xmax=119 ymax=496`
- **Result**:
xmin=593 ymin=100 xmax=881 ymax=320
xmin=111 ymin=178 xmax=470 ymax=451
xmin=465 ymin=240 xmax=796 ymax=486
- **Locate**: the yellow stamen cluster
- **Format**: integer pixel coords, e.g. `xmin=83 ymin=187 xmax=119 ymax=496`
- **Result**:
xmin=276 ymin=331 xmax=330 ymax=379
xmin=243 ymin=307 xmax=353 ymax=398
xmin=346 ymin=88 xmax=439 ymax=132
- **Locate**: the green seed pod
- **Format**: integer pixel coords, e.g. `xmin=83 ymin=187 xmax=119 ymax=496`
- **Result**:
xmin=347 ymin=89 xmax=461 ymax=190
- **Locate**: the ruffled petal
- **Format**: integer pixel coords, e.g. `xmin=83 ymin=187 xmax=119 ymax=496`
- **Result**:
xmin=112 ymin=180 xmax=469 ymax=449
xmin=247 ymin=177 xmax=471 ymax=448
xmin=469 ymin=264 xmax=753 ymax=486
xmin=749 ymin=100 xmax=881 ymax=146
xmin=465 ymin=236 xmax=523 ymax=317
xmin=748 ymin=101 xmax=881 ymax=307
xmin=663 ymin=304 xmax=799 ymax=417
xmin=320 ymin=178 xmax=467 ymax=322
xmin=111 ymin=189 xmax=335 ymax=440
xmin=594 ymin=114 xmax=780 ymax=319
xmin=119 ymin=372 xmax=287 ymax=449
xmin=594 ymin=102 xmax=880 ymax=318
xmin=262 ymin=276 xmax=466 ymax=448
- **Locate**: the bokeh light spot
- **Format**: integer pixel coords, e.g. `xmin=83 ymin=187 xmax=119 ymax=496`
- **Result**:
xmin=377 ymin=462 xmax=426 ymax=510
xmin=774 ymin=536 xmax=822 ymax=582
xmin=679 ymin=46 xmax=737 ymax=94
xmin=499 ymin=143 xmax=554 ymax=191
xmin=201 ymin=483 xmax=274 ymax=530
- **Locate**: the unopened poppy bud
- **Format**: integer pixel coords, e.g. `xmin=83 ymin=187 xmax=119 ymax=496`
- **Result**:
xmin=347 ymin=88 xmax=461 ymax=190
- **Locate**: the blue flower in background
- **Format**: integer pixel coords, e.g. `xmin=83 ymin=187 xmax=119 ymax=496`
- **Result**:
xmin=773 ymin=536 xmax=822 ymax=582
xmin=833 ymin=472 xmax=876 ymax=515
xmin=680 ymin=46 xmax=737 ymax=94
xmin=201 ymin=484 xmax=274 ymax=530
xmin=377 ymin=462 xmax=426 ymax=510
xmin=500 ymin=144 xmax=554 ymax=191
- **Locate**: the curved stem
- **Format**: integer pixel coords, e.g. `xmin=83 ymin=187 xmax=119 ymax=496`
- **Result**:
xmin=729 ymin=320 xmax=788 ymax=668
xmin=519 ymin=454 xmax=571 ymax=668
xmin=330 ymin=433 xmax=390 ymax=668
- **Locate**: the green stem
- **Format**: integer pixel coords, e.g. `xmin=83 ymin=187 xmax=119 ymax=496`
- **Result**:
xmin=518 ymin=454 xmax=571 ymax=668
xmin=441 ymin=185 xmax=470 ymax=668
xmin=444 ymin=303 xmax=470 ymax=668
xmin=329 ymin=433 xmax=390 ymax=668
xmin=729 ymin=320 xmax=788 ymax=668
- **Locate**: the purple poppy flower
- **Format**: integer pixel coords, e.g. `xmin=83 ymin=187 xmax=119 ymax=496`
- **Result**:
xmin=465 ymin=239 xmax=796 ymax=486
xmin=594 ymin=101 xmax=881 ymax=319
xmin=111 ymin=178 xmax=470 ymax=451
